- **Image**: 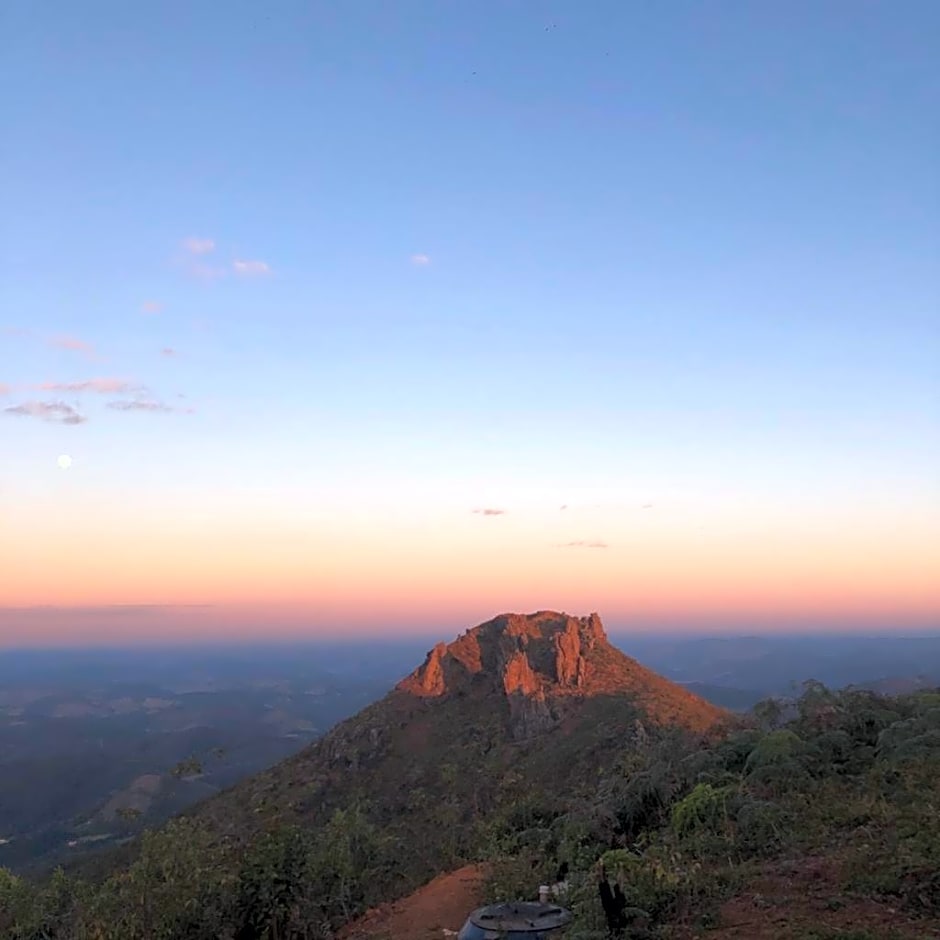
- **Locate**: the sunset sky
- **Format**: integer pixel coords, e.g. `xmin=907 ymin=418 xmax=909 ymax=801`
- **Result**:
xmin=2 ymin=2 xmax=938 ymax=646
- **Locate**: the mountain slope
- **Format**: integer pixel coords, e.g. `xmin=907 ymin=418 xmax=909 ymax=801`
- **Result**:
xmin=182 ymin=612 xmax=725 ymax=891
xmin=42 ymin=611 xmax=725 ymax=936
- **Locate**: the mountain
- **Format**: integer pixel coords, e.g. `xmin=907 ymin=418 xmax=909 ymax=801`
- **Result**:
xmin=54 ymin=609 xmax=703 ymax=916
xmin=188 ymin=610 xmax=724 ymax=845
xmin=396 ymin=610 xmax=724 ymax=735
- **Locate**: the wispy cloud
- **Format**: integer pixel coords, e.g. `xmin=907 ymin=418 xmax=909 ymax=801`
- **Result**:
xmin=107 ymin=398 xmax=192 ymax=415
xmin=49 ymin=335 xmax=96 ymax=357
xmin=176 ymin=237 xmax=226 ymax=280
xmin=557 ymin=540 xmax=609 ymax=549
xmin=141 ymin=300 xmax=163 ymax=315
xmin=183 ymin=237 xmax=216 ymax=256
xmin=160 ymin=347 xmax=177 ymax=357
xmin=188 ymin=261 xmax=228 ymax=281
xmin=4 ymin=400 xmax=87 ymax=425
xmin=0 ymin=604 xmax=213 ymax=616
xmin=39 ymin=378 xmax=139 ymax=395
xmin=410 ymin=253 xmax=431 ymax=266
xmin=176 ymin=238 xmax=272 ymax=281
xmin=473 ymin=508 xmax=507 ymax=516
xmin=0 ymin=382 xmax=10 ymax=396
xmin=232 ymin=259 xmax=271 ymax=277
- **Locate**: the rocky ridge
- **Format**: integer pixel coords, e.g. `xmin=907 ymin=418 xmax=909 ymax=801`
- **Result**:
xmin=395 ymin=610 xmax=721 ymax=739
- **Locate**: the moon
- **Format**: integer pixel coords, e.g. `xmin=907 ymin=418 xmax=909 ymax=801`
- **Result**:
xmin=57 ymin=454 xmax=72 ymax=470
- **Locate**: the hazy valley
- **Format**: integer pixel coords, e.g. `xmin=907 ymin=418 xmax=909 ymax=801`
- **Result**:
xmin=0 ymin=644 xmax=422 ymax=873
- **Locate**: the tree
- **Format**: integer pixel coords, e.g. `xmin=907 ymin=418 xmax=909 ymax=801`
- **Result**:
xmin=753 ymin=698 xmax=783 ymax=732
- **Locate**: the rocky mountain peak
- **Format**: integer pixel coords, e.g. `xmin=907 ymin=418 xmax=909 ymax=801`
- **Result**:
xmin=396 ymin=611 xmax=606 ymax=701
xmin=395 ymin=610 xmax=724 ymax=740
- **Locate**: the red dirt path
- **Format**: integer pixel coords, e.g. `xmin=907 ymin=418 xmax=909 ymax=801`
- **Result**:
xmin=339 ymin=864 xmax=487 ymax=940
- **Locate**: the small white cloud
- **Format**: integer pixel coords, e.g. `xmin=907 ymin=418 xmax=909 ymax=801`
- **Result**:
xmin=108 ymin=400 xmax=173 ymax=413
xmin=183 ymin=237 xmax=216 ymax=255
xmin=141 ymin=301 xmax=163 ymax=315
xmin=160 ymin=348 xmax=177 ymax=357
xmin=108 ymin=398 xmax=192 ymax=414
xmin=411 ymin=254 xmax=431 ymax=266
xmin=232 ymin=259 xmax=271 ymax=277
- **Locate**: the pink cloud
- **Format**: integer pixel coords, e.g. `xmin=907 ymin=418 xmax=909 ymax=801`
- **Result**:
xmin=141 ymin=300 xmax=164 ymax=315
xmin=39 ymin=378 xmax=138 ymax=394
xmin=472 ymin=508 xmax=507 ymax=516
xmin=4 ymin=400 xmax=87 ymax=425
xmin=49 ymin=335 xmax=95 ymax=356
xmin=160 ymin=348 xmax=177 ymax=357
xmin=0 ymin=382 xmax=10 ymax=396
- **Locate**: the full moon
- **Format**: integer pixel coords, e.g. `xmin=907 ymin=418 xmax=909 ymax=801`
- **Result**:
xmin=57 ymin=455 xmax=72 ymax=470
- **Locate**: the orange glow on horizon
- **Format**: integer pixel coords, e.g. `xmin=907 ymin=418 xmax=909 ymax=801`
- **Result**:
xmin=3 ymin=491 xmax=937 ymax=646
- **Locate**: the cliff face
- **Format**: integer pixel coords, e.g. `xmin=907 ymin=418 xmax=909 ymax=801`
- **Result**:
xmin=397 ymin=611 xmax=602 ymax=696
xmin=395 ymin=611 xmax=721 ymax=740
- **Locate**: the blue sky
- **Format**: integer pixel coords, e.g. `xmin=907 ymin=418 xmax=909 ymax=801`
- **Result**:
xmin=1 ymin=1 xmax=938 ymax=641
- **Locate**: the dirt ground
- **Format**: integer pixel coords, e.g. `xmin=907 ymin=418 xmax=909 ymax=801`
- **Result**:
xmin=342 ymin=855 xmax=940 ymax=940
xmin=339 ymin=864 xmax=487 ymax=940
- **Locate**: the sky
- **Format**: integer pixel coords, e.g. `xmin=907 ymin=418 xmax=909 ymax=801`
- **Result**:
xmin=1 ymin=1 xmax=938 ymax=646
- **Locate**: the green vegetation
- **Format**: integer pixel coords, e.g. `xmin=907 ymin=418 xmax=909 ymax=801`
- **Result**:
xmin=2 ymin=683 xmax=939 ymax=938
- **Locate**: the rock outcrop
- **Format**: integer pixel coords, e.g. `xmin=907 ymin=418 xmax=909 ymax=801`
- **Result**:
xmin=401 ymin=642 xmax=448 ymax=697
xmin=394 ymin=610 xmax=716 ymax=741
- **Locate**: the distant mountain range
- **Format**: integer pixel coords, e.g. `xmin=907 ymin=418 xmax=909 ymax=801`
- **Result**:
xmin=612 ymin=632 xmax=940 ymax=706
